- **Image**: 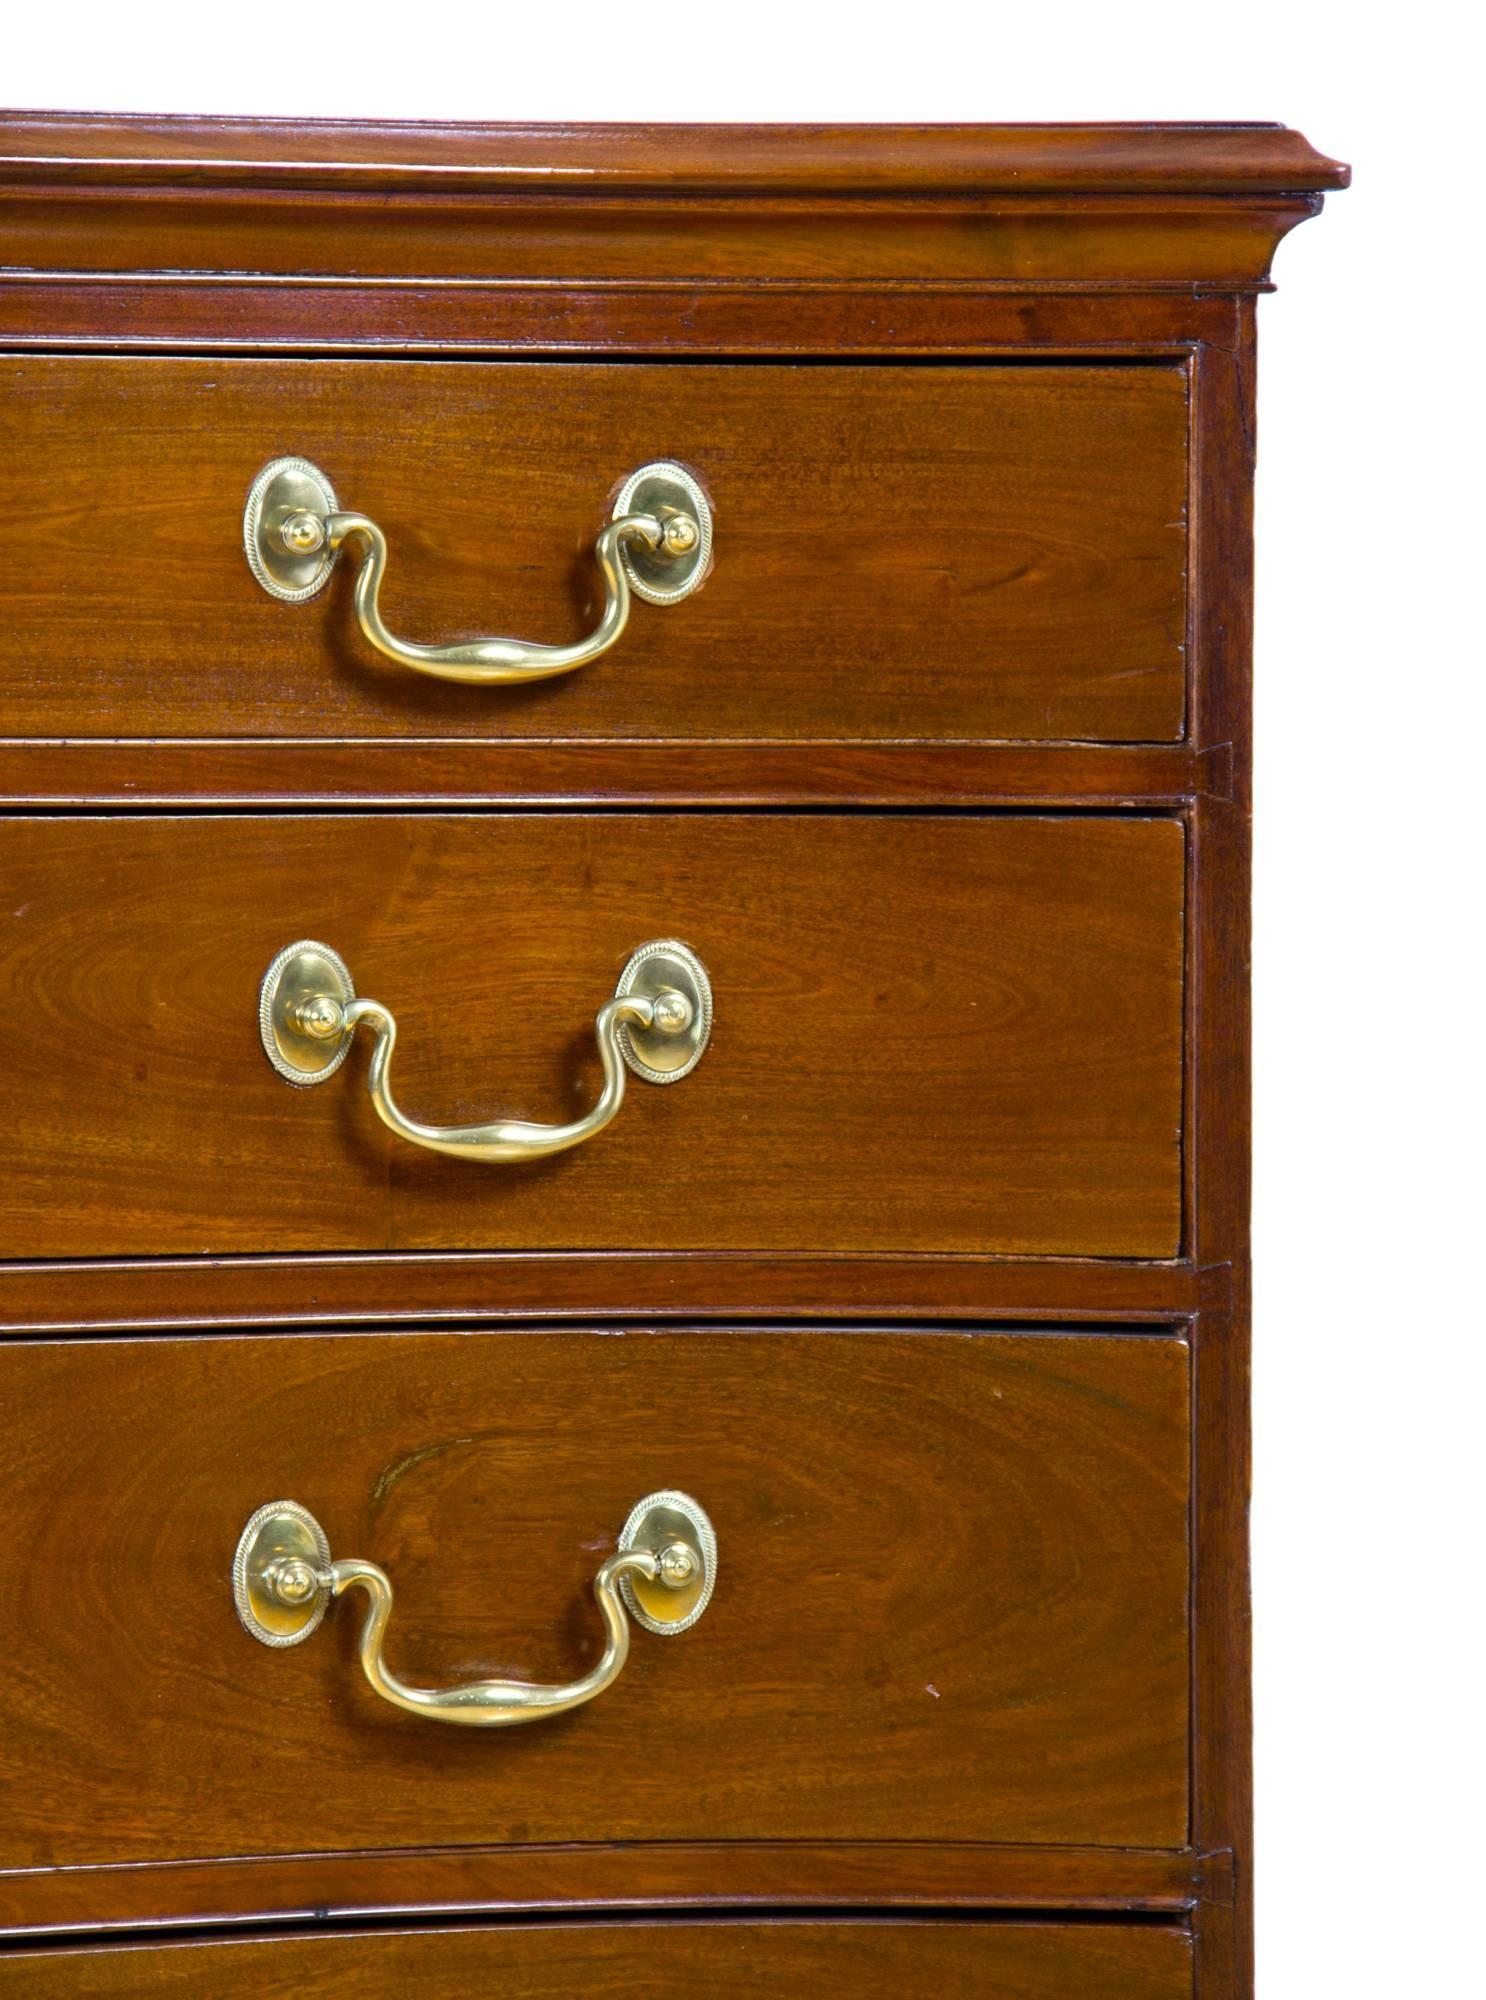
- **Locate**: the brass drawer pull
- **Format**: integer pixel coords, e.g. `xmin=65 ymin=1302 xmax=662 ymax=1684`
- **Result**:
xmin=259 ymin=937 xmax=711 ymax=1164
xmin=243 ymin=456 xmax=712 ymax=685
xmin=233 ymin=1490 xmax=716 ymax=1727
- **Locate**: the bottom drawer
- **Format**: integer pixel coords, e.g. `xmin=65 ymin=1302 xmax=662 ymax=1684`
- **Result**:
xmin=0 ymin=1921 xmax=1194 ymax=1997
xmin=0 ymin=1325 xmax=1190 ymax=1915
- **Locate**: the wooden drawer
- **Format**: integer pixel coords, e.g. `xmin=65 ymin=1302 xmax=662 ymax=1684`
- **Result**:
xmin=0 ymin=813 xmax=1184 ymax=1261
xmin=0 ymin=358 xmax=1188 ymax=745
xmin=0 ymin=1327 xmax=1189 ymax=1885
xmin=0 ymin=1921 xmax=1194 ymax=1996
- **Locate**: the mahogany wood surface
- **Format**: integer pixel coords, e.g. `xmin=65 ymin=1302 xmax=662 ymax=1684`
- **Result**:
xmin=0 ymin=194 xmax=1324 ymax=290
xmin=0 ymin=359 xmax=1188 ymax=745
xmin=0 ymin=813 xmax=1185 ymax=1260
xmin=0 ymin=1919 xmax=1195 ymax=1998
xmin=0 ymin=741 xmax=1227 ymax=809
xmin=0 ymin=285 xmax=1254 ymax=363
xmin=1 ymin=1845 xmax=1221 ymax=1938
xmin=0 ymin=116 xmax=1347 ymax=1996
xmin=1184 ymin=324 xmax=1259 ymax=2000
xmin=0 ymin=117 xmax=1344 ymax=296
xmin=0 ymin=1251 xmax=1223 ymax=1336
xmin=0 ymin=1328 xmax=1190 ymax=1869
xmin=0 ymin=114 xmax=1347 ymax=192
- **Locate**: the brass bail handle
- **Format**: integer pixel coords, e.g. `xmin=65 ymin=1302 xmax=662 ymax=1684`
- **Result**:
xmin=243 ymin=456 xmax=713 ymax=686
xmin=233 ymin=1491 xmax=717 ymax=1727
xmin=258 ymin=938 xmax=712 ymax=1165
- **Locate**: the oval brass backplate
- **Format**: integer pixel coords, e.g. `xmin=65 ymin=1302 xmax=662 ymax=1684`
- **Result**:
xmin=244 ymin=455 xmax=340 ymax=603
xmin=617 ymin=1489 xmax=718 ymax=1635
xmin=615 ymin=939 xmax=713 ymax=1084
xmin=233 ymin=1499 xmax=332 ymax=1648
xmin=259 ymin=940 xmax=356 ymax=1087
xmin=612 ymin=461 xmax=713 ymax=606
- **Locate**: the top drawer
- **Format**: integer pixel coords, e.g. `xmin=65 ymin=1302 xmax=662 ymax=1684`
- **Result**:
xmin=3 ymin=358 xmax=1188 ymax=745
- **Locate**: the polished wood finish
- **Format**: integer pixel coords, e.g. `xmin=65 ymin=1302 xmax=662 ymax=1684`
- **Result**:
xmin=0 ymin=116 xmax=1345 ymax=295
xmin=0 ymin=116 xmax=1346 ymax=1996
xmin=0 ymin=114 xmax=1348 ymax=192
xmin=0 ymin=1251 xmax=1224 ymax=1335
xmin=0 ymin=283 xmax=1254 ymax=363
xmin=1 ymin=1847 xmax=1222 ymax=1938
xmin=0 ymin=1328 xmax=1189 ymax=1868
xmin=0 ymin=813 xmax=1185 ymax=1260
xmin=1184 ymin=326 xmax=1259 ymax=2000
xmin=0 ymin=740 xmax=1228 ymax=809
xmin=0 ymin=194 xmax=1325 ymax=290
xmin=0 ymin=1920 xmax=1195 ymax=1997
xmin=0 ymin=359 xmax=1188 ymax=745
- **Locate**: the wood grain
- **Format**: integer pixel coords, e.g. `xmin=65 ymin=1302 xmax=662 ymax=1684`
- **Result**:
xmin=0 ymin=1844 xmax=1217 ymax=1937
xmin=0 ymin=281 xmax=1256 ymax=361
xmin=0 ymin=741 xmax=1225 ymax=810
xmin=0 ymin=359 xmax=1188 ymax=745
xmin=0 ymin=114 xmax=1348 ymax=193
xmin=0 ymin=1328 xmax=1190 ymax=1868
xmin=0 ymin=1920 xmax=1195 ymax=1998
xmin=0 ymin=192 xmax=1323 ymax=290
xmin=0 ymin=117 xmax=1345 ymax=299
xmin=1185 ymin=319 xmax=1260 ymax=2000
xmin=0 ymin=114 xmax=1349 ymax=1990
xmin=0 ymin=813 xmax=1186 ymax=1260
xmin=0 ymin=1252 xmax=1222 ymax=1337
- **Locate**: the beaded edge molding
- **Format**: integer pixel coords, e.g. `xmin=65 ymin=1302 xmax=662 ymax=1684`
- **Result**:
xmin=232 ymin=1499 xmax=332 ymax=1649
xmin=243 ymin=455 xmax=340 ymax=604
xmin=618 ymin=1489 xmax=719 ymax=1636
xmin=258 ymin=939 xmax=357 ymax=1088
xmin=615 ymin=938 xmax=713 ymax=1085
xmin=612 ymin=460 xmax=713 ymax=606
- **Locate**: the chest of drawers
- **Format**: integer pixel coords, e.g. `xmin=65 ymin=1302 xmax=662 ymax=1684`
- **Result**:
xmin=0 ymin=116 xmax=1345 ymax=1996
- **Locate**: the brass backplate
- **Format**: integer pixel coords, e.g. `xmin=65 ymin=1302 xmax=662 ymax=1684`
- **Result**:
xmin=612 ymin=461 xmax=713 ymax=605
xmin=259 ymin=939 xmax=356 ymax=1086
xmin=232 ymin=1500 xmax=332 ymax=1647
xmin=618 ymin=1489 xmax=718 ymax=1635
xmin=244 ymin=455 xmax=340 ymax=602
xmin=614 ymin=939 xmax=713 ymax=1084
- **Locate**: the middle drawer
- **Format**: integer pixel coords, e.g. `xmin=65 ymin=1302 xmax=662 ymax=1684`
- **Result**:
xmin=0 ymin=812 xmax=1184 ymax=1261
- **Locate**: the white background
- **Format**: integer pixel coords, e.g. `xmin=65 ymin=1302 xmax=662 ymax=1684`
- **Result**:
xmin=7 ymin=9 xmax=1480 ymax=1992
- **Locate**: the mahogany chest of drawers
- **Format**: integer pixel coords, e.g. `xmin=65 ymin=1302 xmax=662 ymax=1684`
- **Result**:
xmin=0 ymin=116 xmax=1346 ymax=1996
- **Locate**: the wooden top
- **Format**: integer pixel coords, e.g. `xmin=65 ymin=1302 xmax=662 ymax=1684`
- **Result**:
xmin=0 ymin=113 xmax=1348 ymax=195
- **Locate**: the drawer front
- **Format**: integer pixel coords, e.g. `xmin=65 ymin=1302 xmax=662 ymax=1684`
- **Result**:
xmin=0 ymin=813 xmax=1184 ymax=1261
xmin=0 ymin=1923 xmax=1193 ymax=1996
xmin=0 ymin=1329 xmax=1189 ymax=1868
xmin=1 ymin=358 xmax=1188 ymax=744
